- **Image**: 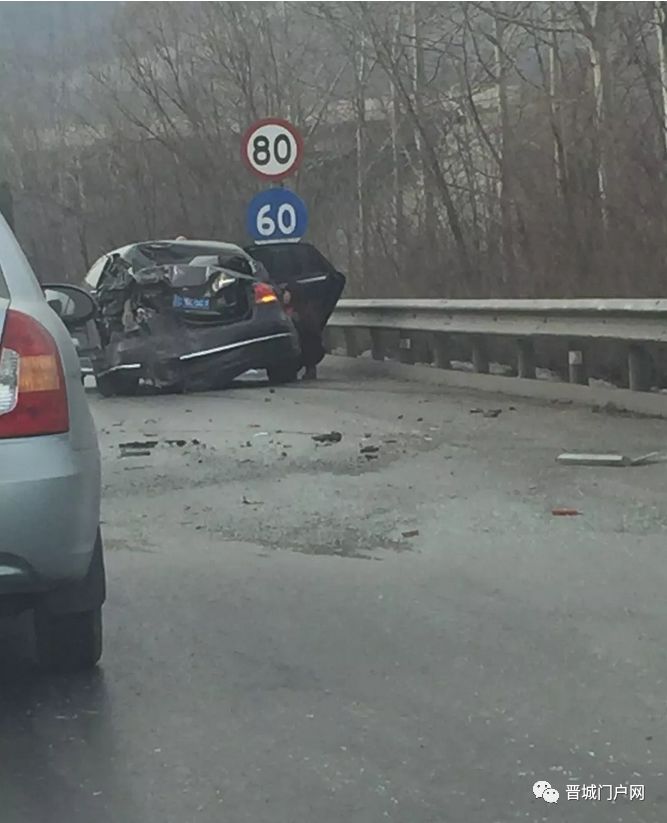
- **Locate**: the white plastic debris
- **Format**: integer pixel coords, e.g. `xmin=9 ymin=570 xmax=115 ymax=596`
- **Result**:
xmin=558 ymin=451 xmax=667 ymax=467
xmin=557 ymin=453 xmax=630 ymax=467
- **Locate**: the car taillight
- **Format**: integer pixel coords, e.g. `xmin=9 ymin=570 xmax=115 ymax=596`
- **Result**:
xmin=253 ymin=282 xmax=278 ymax=305
xmin=0 ymin=309 xmax=69 ymax=438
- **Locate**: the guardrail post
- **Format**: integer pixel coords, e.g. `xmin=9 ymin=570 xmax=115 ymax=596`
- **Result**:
xmin=628 ymin=345 xmax=652 ymax=391
xmin=412 ymin=333 xmax=433 ymax=364
xmin=516 ymin=339 xmax=536 ymax=379
xmin=432 ymin=333 xmax=451 ymax=369
xmin=344 ymin=328 xmax=361 ymax=358
xmin=472 ymin=337 xmax=489 ymax=374
xmin=568 ymin=349 xmax=588 ymax=385
xmin=370 ymin=328 xmax=385 ymax=361
xmin=398 ymin=331 xmax=414 ymax=364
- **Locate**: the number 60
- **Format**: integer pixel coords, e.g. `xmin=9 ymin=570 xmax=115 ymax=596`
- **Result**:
xmin=257 ymin=203 xmax=297 ymax=236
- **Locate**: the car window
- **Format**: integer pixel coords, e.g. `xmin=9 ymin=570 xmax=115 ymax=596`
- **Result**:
xmin=85 ymin=256 xmax=108 ymax=289
xmin=0 ymin=266 xmax=8 ymax=299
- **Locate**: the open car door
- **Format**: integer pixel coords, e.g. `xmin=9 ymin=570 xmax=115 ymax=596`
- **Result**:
xmin=245 ymin=242 xmax=345 ymax=329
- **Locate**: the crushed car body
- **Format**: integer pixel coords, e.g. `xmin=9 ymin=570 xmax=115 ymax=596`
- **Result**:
xmin=82 ymin=240 xmax=301 ymax=395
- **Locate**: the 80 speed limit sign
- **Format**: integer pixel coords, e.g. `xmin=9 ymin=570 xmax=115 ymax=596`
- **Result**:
xmin=241 ymin=118 xmax=304 ymax=181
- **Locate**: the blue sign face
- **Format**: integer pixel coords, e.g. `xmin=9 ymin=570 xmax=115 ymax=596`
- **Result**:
xmin=246 ymin=187 xmax=308 ymax=243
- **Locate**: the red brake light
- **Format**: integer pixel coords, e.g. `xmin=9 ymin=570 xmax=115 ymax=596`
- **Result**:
xmin=254 ymin=282 xmax=278 ymax=305
xmin=0 ymin=309 xmax=69 ymax=438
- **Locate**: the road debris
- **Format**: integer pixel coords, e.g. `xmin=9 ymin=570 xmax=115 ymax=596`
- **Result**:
xmin=363 ymin=453 xmax=379 ymax=461
xmin=242 ymin=496 xmax=264 ymax=506
xmin=119 ymin=440 xmax=157 ymax=450
xmin=557 ymin=453 xmax=629 ymax=467
xmin=557 ymin=451 xmax=667 ymax=467
xmin=551 ymin=507 xmax=581 ymax=516
xmin=402 ymin=529 xmax=420 ymax=538
xmin=360 ymin=445 xmax=380 ymax=455
xmin=120 ymin=450 xmax=152 ymax=458
xmin=483 ymin=409 xmax=502 ymax=418
xmin=165 ymin=439 xmax=187 ymax=447
xmin=312 ymin=431 xmax=343 ymax=444
xmin=632 ymin=451 xmax=667 ymax=466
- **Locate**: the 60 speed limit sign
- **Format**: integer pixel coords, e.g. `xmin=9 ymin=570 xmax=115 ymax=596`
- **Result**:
xmin=241 ymin=118 xmax=304 ymax=181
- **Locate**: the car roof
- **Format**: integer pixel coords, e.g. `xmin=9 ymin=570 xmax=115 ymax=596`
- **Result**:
xmin=113 ymin=240 xmax=248 ymax=258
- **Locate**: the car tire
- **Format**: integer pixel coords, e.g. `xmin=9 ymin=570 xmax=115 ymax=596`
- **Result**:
xmin=34 ymin=607 xmax=103 ymax=672
xmin=267 ymin=364 xmax=299 ymax=385
xmin=95 ymin=373 xmax=116 ymax=397
xmin=96 ymin=373 xmax=139 ymax=397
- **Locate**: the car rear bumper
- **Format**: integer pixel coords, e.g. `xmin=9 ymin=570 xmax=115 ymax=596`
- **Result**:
xmin=97 ymin=306 xmax=301 ymax=388
xmin=0 ymin=434 xmax=100 ymax=596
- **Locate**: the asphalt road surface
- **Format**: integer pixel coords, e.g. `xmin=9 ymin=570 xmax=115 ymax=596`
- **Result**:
xmin=2 ymin=358 xmax=667 ymax=822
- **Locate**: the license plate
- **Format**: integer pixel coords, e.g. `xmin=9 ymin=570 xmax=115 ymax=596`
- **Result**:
xmin=173 ymin=295 xmax=210 ymax=310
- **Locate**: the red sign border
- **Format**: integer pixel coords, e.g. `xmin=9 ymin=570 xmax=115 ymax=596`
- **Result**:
xmin=241 ymin=117 xmax=304 ymax=181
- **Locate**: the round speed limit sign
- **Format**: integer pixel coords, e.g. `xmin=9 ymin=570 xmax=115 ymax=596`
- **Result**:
xmin=241 ymin=118 xmax=304 ymax=181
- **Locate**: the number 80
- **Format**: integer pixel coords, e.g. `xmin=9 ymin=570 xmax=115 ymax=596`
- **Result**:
xmin=252 ymin=134 xmax=293 ymax=167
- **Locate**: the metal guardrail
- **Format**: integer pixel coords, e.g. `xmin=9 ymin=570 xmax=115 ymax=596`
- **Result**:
xmin=328 ymin=298 xmax=667 ymax=392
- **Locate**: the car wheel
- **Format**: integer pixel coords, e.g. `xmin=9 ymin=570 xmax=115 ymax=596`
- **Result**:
xmin=267 ymin=364 xmax=299 ymax=385
xmin=34 ymin=607 xmax=103 ymax=672
xmin=96 ymin=373 xmax=139 ymax=397
xmin=95 ymin=373 xmax=116 ymax=397
xmin=114 ymin=374 xmax=140 ymax=396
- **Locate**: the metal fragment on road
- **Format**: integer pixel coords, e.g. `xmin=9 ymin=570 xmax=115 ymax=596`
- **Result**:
xmin=402 ymin=529 xmax=420 ymax=538
xmin=557 ymin=453 xmax=630 ymax=467
xmin=630 ymin=451 xmax=667 ymax=466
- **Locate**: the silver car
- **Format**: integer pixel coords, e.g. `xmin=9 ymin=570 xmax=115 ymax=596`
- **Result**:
xmin=0 ymin=215 xmax=105 ymax=671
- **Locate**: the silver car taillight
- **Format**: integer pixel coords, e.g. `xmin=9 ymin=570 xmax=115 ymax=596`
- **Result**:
xmin=0 ymin=346 xmax=19 ymax=416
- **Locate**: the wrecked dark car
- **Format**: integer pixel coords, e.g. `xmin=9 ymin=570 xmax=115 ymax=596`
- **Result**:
xmin=82 ymin=240 xmax=301 ymax=395
xmin=245 ymin=242 xmax=345 ymax=376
